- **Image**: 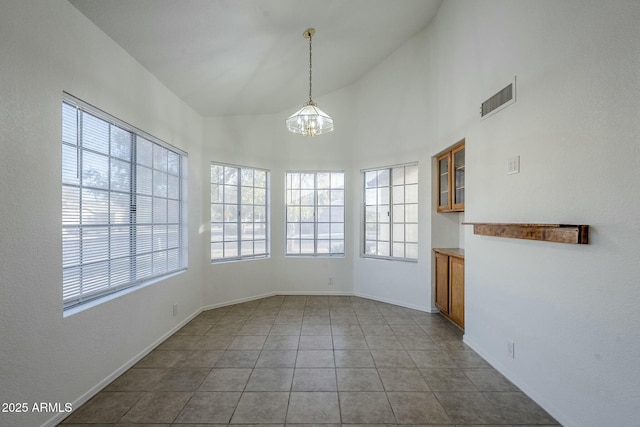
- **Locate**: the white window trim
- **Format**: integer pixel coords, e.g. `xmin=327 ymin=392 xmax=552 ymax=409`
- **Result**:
xmin=284 ymin=170 xmax=346 ymax=257
xmin=361 ymin=162 xmax=418 ymax=262
xmin=210 ymin=162 xmax=270 ymax=263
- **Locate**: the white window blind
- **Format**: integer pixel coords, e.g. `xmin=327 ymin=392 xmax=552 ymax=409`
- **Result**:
xmin=62 ymin=95 xmax=187 ymax=309
xmin=363 ymin=163 xmax=418 ymax=261
xmin=286 ymin=171 xmax=345 ymax=256
xmin=211 ymin=163 xmax=270 ymax=261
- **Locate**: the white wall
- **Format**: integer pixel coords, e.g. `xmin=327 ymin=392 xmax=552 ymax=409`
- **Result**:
xmin=274 ymin=89 xmax=356 ymax=296
xmin=428 ymin=1 xmax=640 ymax=426
xmin=348 ymin=28 xmax=438 ymax=311
xmin=0 ymin=2 xmax=205 ymax=426
xmin=201 ymin=115 xmax=279 ymax=306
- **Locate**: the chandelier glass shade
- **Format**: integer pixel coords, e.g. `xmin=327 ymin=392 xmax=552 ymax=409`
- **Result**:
xmin=286 ymin=102 xmax=333 ymax=136
xmin=286 ymin=28 xmax=334 ymax=136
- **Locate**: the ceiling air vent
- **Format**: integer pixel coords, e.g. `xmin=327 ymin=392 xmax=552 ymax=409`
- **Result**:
xmin=481 ymin=77 xmax=516 ymax=118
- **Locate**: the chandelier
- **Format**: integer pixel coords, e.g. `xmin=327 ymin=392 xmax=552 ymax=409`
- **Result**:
xmin=286 ymin=28 xmax=334 ymax=136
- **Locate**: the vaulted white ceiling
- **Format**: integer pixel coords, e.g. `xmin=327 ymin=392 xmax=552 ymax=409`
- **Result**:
xmin=69 ymin=0 xmax=442 ymax=116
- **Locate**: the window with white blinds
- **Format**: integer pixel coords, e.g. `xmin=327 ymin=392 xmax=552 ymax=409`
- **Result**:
xmin=363 ymin=163 xmax=418 ymax=261
xmin=62 ymin=95 xmax=187 ymax=310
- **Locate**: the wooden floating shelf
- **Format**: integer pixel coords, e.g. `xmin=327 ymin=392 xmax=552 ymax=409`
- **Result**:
xmin=464 ymin=223 xmax=589 ymax=244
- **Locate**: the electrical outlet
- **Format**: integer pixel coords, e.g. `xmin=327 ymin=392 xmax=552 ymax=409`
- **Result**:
xmin=172 ymin=304 xmax=178 ymax=316
xmin=328 ymin=277 xmax=334 ymax=286
xmin=507 ymin=341 xmax=515 ymax=358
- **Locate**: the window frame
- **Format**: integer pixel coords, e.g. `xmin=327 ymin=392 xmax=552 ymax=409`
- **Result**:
xmin=362 ymin=162 xmax=418 ymax=262
xmin=62 ymin=93 xmax=188 ymax=311
xmin=285 ymin=170 xmax=345 ymax=257
xmin=210 ymin=162 xmax=270 ymax=262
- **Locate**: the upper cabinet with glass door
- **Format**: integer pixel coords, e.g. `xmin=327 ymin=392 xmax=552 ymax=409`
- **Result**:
xmin=436 ymin=140 xmax=465 ymax=212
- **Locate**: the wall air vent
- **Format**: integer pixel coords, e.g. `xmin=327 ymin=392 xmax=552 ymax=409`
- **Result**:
xmin=481 ymin=77 xmax=516 ymax=119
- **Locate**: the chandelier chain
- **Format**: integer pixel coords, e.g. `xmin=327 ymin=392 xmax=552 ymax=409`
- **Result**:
xmin=308 ymin=31 xmax=313 ymax=104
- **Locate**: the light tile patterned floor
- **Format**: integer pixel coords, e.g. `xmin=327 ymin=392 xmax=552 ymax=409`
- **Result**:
xmin=59 ymin=295 xmax=560 ymax=426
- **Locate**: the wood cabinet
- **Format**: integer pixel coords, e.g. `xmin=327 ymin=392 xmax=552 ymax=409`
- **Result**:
xmin=449 ymin=255 xmax=465 ymax=328
xmin=434 ymin=251 xmax=450 ymax=315
xmin=436 ymin=140 xmax=465 ymax=212
xmin=433 ymin=248 xmax=464 ymax=329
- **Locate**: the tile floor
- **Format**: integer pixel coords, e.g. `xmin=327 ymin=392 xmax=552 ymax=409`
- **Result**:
xmin=59 ymin=295 xmax=560 ymax=426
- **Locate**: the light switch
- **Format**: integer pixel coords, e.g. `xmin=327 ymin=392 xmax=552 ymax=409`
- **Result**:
xmin=507 ymin=156 xmax=520 ymax=175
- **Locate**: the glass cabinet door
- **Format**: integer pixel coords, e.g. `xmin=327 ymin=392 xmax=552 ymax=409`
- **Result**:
xmin=438 ymin=155 xmax=449 ymax=209
xmin=436 ymin=140 xmax=465 ymax=212
xmin=452 ymin=145 xmax=465 ymax=210
xmin=437 ymin=153 xmax=450 ymax=211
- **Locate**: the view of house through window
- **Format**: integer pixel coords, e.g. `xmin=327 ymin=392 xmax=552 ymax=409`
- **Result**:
xmin=286 ymin=171 xmax=345 ymax=256
xmin=210 ymin=163 xmax=269 ymax=261
xmin=364 ymin=163 xmax=418 ymax=260
xmin=62 ymin=95 xmax=187 ymax=310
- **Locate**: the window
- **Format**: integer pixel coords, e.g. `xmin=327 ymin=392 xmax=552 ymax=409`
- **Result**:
xmin=363 ymin=163 xmax=418 ymax=260
xmin=286 ymin=171 xmax=345 ymax=256
xmin=210 ymin=163 xmax=269 ymax=261
xmin=62 ymin=95 xmax=187 ymax=310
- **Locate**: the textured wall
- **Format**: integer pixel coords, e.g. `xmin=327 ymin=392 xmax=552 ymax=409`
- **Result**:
xmin=0 ymin=2 xmax=205 ymax=426
xmin=429 ymin=1 xmax=640 ymax=426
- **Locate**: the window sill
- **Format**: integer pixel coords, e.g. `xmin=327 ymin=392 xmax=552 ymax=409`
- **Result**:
xmin=361 ymin=255 xmax=418 ymax=263
xmin=63 ymin=269 xmax=186 ymax=318
xmin=211 ymin=255 xmax=271 ymax=265
xmin=284 ymin=254 xmax=346 ymax=258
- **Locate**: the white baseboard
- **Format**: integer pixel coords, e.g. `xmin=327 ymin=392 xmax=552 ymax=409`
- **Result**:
xmin=202 ymin=290 xmax=431 ymax=312
xmin=353 ymin=291 xmax=433 ymax=313
xmin=276 ymin=290 xmax=354 ymax=296
xmin=201 ymin=291 xmax=277 ymax=311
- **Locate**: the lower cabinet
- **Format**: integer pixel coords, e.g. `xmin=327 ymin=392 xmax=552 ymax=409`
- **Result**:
xmin=434 ymin=251 xmax=450 ymax=315
xmin=433 ymin=248 xmax=464 ymax=329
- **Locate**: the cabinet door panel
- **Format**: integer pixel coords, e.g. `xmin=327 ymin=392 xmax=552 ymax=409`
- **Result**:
xmin=436 ymin=153 xmax=450 ymax=212
xmin=434 ymin=252 xmax=449 ymax=314
xmin=452 ymin=144 xmax=465 ymax=211
xmin=449 ymin=256 xmax=465 ymax=328
xmin=436 ymin=141 xmax=464 ymax=212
